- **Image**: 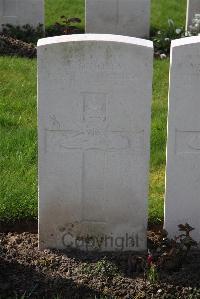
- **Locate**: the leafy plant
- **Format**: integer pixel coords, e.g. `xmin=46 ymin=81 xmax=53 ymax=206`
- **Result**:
xmin=1 ymin=16 xmax=82 ymax=46
xmin=46 ymin=15 xmax=83 ymax=37
xmin=147 ymin=222 xmax=198 ymax=278
xmin=94 ymin=258 xmax=119 ymax=278
xmin=176 ymin=223 xmax=198 ymax=256
xmin=145 ymin=250 xmax=159 ymax=283
xmin=150 ymin=223 xmax=198 ymax=272
xmin=1 ymin=23 xmax=44 ymax=44
xmin=81 ymin=258 xmax=119 ymax=278
xmin=152 ymin=19 xmax=184 ymax=55
xmin=147 ymin=263 xmax=159 ymax=284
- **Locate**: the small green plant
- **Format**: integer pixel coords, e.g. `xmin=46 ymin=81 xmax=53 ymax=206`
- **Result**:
xmin=81 ymin=258 xmax=119 ymax=278
xmin=94 ymin=258 xmax=119 ymax=278
xmin=146 ymin=253 xmax=159 ymax=284
xmin=152 ymin=19 xmax=184 ymax=55
xmin=147 ymin=263 xmax=159 ymax=284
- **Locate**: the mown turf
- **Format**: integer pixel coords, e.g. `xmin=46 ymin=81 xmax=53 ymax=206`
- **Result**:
xmin=45 ymin=0 xmax=85 ymax=29
xmin=45 ymin=0 xmax=187 ymax=33
xmin=149 ymin=59 xmax=170 ymax=223
xmin=0 ymin=0 xmax=187 ymax=223
xmin=0 ymin=57 xmax=37 ymax=221
xmin=0 ymin=58 xmax=170 ymax=223
xmin=151 ymin=0 xmax=187 ymax=31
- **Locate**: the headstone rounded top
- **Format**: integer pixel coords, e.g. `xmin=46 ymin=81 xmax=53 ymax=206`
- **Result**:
xmin=37 ymin=30 xmax=153 ymax=251
xmin=171 ymin=36 xmax=200 ymax=48
xmin=165 ymin=34 xmax=200 ymax=243
xmin=37 ymin=34 xmax=153 ymax=48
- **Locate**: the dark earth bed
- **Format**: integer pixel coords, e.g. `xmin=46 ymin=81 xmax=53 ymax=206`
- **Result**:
xmin=0 ymin=226 xmax=200 ymax=299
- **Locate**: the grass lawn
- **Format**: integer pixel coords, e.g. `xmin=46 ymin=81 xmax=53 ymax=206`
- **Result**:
xmin=45 ymin=0 xmax=85 ymax=28
xmin=0 ymin=58 xmax=37 ymax=221
xmin=45 ymin=0 xmax=187 ymax=31
xmin=151 ymin=0 xmax=187 ymax=31
xmin=0 ymin=0 xmax=187 ymax=224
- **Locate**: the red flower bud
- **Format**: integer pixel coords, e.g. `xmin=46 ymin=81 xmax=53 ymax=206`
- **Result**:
xmin=147 ymin=254 xmax=153 ymax=265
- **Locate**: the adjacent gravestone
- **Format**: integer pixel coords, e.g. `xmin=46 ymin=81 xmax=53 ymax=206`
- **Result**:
xmin=165 ymin=36 xmax=200 ymax=242
xmin=0 ymin=0 xmax=44 ymax=30
xmin=186 ymin=0 xmax=200 ymax=31
xmin=85 ymin=0 xmax=150 ymax=38
xmin=38 ymin=34 xmax=153 ymax=251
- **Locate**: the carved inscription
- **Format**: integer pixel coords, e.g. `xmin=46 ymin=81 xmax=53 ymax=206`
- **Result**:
xmin=46 ymin=129 xmax=144 ymax=152
xmin=175 ymin=130 xmax=200 ymax=154
xmin=46 ymin=128 xmax=144 ymax=222
xmin=82 ymin=92 xmax=107 ymax=122
xmin=82 ymin=150 xmax=106 ymax=222
xmin=45 ymin=87 xmax=145 ymax=222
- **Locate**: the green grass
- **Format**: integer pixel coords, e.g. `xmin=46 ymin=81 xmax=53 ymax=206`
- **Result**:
xmin=45 ymin=0 xmax=85 ymax=28
xmin=149 ymin=59 xmax=169 ymax=223
xmin=151 ymin=0 xmax=187 ymax=31
xmin=0 ymin=57 xmax=37 ymax=221
xmin=45 ymin=0 xmax=187 ymax=32
xmin=0 ymin=0 xmax=186 ymax=223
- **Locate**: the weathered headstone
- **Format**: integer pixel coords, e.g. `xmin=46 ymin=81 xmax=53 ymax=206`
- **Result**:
xmin=0 ymin=0 xmax=44 ymax=30
xmin=38 ymin=34 xmax=153 ymax=251
xmin=186 ymin=0 xmax=200 ymax=31
xmin=85 ymin=0 xmax=150 ymax=38
xmin=165 ymin=36 xmax=200 ymax=242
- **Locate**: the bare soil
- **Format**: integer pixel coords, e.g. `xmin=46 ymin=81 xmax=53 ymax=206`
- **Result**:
xmin=0 ymin=225 xmax=200 ymax=299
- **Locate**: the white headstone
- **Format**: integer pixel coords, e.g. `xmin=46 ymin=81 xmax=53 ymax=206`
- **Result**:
xmin=186 ymin=0 xmax=200 ymax=31
xmin=165 ymin=36 xmax=200 ymax=242
xmin=0 ymin=0 xmax=44 ymax=30
xmin=38 ymin=34 xmax=153 ymax=251
xmin=85 ymin=0 xmax=150 ymax=38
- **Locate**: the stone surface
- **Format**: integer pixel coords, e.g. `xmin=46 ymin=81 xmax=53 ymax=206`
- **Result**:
xmin=165 ymin=36 xmax=200 ymax=242
xmin=85 ymin=0 xmax=150 ymax=38
xmin=38 ymin=34 xmax=153 ymax=251
xmin=186 ymin=0 xmax=200 ymax=30
xmin=0 ymin=0 xmax=44 ymax=29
